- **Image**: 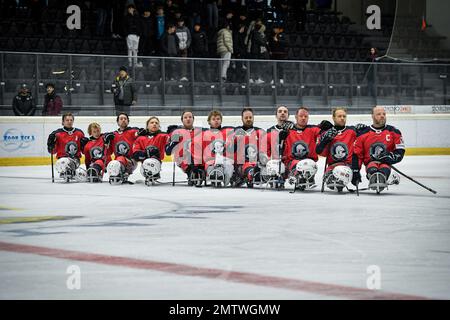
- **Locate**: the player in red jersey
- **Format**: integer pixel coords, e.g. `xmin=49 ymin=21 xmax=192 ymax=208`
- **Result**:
xmin=105 ymin=112 xmax=141 ymax=184
xmin=232 ymin=107 xmax=266 ymax=188
xmin=316 ymin=107 xmax=358 ymax=192
xmin=263 ymin=105 xmax=293 ymax=188
xmin=353 ymin=106 xmax=405 ymax=193
xmin=47 ymin=112 xmax=85 ymax=182
xmin=281 ymin=107 xmax=333 ymax=191
xmin=132 ymin=116 xmax=169 ymax=186
xmin=165 ymin=110 xmax=205 ymax=186
xmin=80 ymin=122 xmax=112 ymax=183
xmin=202 ymin=110 xmax=234 ymax=187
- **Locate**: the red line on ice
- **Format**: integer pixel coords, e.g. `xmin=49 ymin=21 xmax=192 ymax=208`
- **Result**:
xmin=0 ymin=241 xmax=430 ymax=300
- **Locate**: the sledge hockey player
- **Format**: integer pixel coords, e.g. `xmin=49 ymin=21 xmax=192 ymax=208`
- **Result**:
xmin=281 ymin=107 xmax=333 ymax=191
xmin=165 ymin=110 xmax=205 ymax=186
xmin=132 ymin=116 xmax=169 ymax=186
xmin=232 ymin=107 xmax=266 ymax=188
xmin=263 ymin=105 xmax=293 ymax=188
xmin=353 ymin=106 xmax=404 ymax=193
xmin=105 ymin=112 xmax=141 ymax=185
xmin=80 ymin=122 xmax=112 ymax=183
xmin=202 ymin=110 xmax=235 ymax=187
xmin=316 ymin=107 xmax=358 ymax=192
xmin=47 ymin=112 xmax=86 ymax=182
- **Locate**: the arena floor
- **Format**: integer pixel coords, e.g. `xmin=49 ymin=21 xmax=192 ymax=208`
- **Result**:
xmin=0 ymin=156 xmax=449 ymax=299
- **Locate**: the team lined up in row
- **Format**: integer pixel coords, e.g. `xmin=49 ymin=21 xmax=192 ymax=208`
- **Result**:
xmin=47 ymin=105 xmax=405 ymax=192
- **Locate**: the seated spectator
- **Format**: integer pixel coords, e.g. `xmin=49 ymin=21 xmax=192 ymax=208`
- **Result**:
xmin=12 ymin=83 xmax=36 ymax=116
xmin=42 ymin=83 xmax=63 ymax=116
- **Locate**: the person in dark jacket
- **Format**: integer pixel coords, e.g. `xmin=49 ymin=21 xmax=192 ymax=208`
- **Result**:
xmin=269 ymin=24 xmax=288 ymax=84
xmin=12 ymin=84 xmax=36 ymax=116
xmin=367 ymin=47 xmax=378 ymax=97
xmin=160 ymin=23 xmax=180 ymax=80
xmin=139 ymin=7 xmax=155 ymax=57
xmin=124 ymin=4 xmax=144 ymax=67
xmin=248 ymin=19 xmax=268 ymax=84
xmin=192 ymin=23 xmax=208 ymax=58
xmin=42 ymin=83 xmax=63 ymax=116
xmin=112 ymin=66 xmax=137 ymax=116
xmin=231 ymin=23 xmax=248 ymax=83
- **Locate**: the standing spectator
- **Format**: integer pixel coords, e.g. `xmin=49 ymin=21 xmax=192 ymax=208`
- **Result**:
xmin=42 ymin=83 xmax=63 ymax=116
xmin=95 ymin=0 xmax=109 ymax=36
xmin=269 ymin=24 xmax=288 ymax=84
xmin=12 ymin=84 xmax=36 ymax=116
xmin=217 ymin=21 xmax=233 ymax=82
xmin=367 ymin=47 xmax=378 ymax=97
xmin=140 ymin=6 xmax=155 ymax=57
xmin=272 ymin=0 xmax=289 ymax=26
xmin=176 ymin=17 xmax=192 ymax=81
xmin=155 ymin=6 xmax=166 ymax=54
xmin=112 ymin=66 xmax=137 ymax=116
xmin=124 ymin=4 xmax=143 ymax=67
xmin=206 ymin=0 xmax=219 ymax=30
xmin=247 ymin=18 xmax=268 ymax=84
xmin=289 ymin=0 xmax=308 ymax=32
xmin=224 ymin=10 xmax=235 ymax=30
xmin=112 ymin=0 xmax=127 ymax=38
xmin=160 ymin=23 xmax=180 ymax=80
xmin=165 ymin=0 xmax=179 ymax=24
xmin=192 ymin=23 xmax=209 ymax=58
xmin=187 ymin=0 xmax=203 ymax=31
xmin=232 ymin=23 xmax=248 ymax=82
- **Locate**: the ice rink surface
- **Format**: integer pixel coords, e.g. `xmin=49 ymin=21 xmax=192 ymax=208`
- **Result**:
xmin=0 ymin=156 xmax=449 ymax=300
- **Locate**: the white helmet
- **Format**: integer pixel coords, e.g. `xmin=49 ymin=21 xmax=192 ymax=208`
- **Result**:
xmin=55 ymin=157 xmax=71 ymax=174
xmin=387 ymin=170 xmax=400 ymax=185
xmin=141 ymin=158 xmax=161 ymax=176
xmin=107 ymin=160 xmax=123 ymax=176
xmin=295 ymin=159 xmax=318 ymax=178
xmin=266 ymin=159 xmax=285 ymax=176
xmin=332 ymin=165 xmax=353 ymax=186
xmin=75 ymin=167 xmax=87 ymax=182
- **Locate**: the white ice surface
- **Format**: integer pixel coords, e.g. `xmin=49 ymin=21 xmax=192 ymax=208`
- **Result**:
xmin=0 ymin=156 xmax=449 ymax=299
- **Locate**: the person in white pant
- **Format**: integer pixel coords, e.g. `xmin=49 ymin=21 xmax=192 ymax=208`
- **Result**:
xmin=216 ymin=22 xmax=233 ymax=82
xmin=124 ymin=4 xmax=143 ymax=67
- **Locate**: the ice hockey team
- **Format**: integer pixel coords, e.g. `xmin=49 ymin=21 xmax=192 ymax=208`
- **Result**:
xmin=47 ymin=104 xmax=404 ymax=194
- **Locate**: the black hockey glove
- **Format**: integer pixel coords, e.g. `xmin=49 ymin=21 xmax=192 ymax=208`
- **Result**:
xmin=377 ymin=152 xmax=401 ymax=165
xmin=279 ymin=129 xmax=289 ymax=142
xmin=318 ymin=120 xmax=333 ymax=131
xmin=322 ymin=127 xmax=338 ymax=142
xmin=281 ymin=120 xmax=295 ymax=131
xmin=355 ymin=123 xmax=368 ymax=132
xmin=146 ymin=146 xmax=160 ymax=159
xmin=167 ymin=125 xmax=179 ymax=134
xmin=138 ymin=128 xmax=148 ymax=136
xmin=80 ymin=137 xmax=89 ymax=150
xmin=47 ymin=132 xmax=56 ymax=153
xmin=103 ymin=132 xmax=114 ymax=145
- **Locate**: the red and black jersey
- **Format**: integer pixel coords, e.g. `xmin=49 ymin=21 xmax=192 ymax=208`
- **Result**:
xmin=168 ymin=126 xmax=204 ymax=166
xmin=232 ymin=126 xmax=266 ymax=164
xmin=202 ymin=126 xmax=235 ymax=164
xmin=49 ymin=127 xmax=85 ymax=159
xmin=283 ymin=125 xmax=321 ymax=164
xmin=317 ymin=126 xmax=357 ymax=165
xmin=108 ymin=127 xmax=139 ymax=161
xmin=354 ymin=125 xmax=405 ymax=166
xmin=83 ymin=135 xmax=112 ymax=167
xmin=266 ymin=125 xmax=283 ymax=158
xmin=132 ymin=131 xmax=170 ymax=161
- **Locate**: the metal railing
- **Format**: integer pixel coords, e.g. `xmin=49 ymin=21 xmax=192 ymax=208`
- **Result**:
xmin=0 ymin=51 xmax=449 ymax=115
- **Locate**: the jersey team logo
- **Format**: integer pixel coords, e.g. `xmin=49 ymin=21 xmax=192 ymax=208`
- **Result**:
xmin=210 ymin=139 xmax=225 ymax=155
xmin=115 ymin=141 xmax=130 ymax=156
xmin=291 ymin=141 xmax=309 ymax=159
xmin=90 ymin=146 xmax=103 ymax=160
xmin=65 ymin=141 xmax=78 ymax=157
xmin=245 ymin=144 xmax=258 ymax=162
xmin=331 ymin=142 xmax=348 ymax=162
xmin=370 ymin=142 xmax=387 ymax=160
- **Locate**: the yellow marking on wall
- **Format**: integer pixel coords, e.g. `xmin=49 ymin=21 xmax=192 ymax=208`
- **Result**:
xmin=0 ymin=205 xmax=23 ymax=211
